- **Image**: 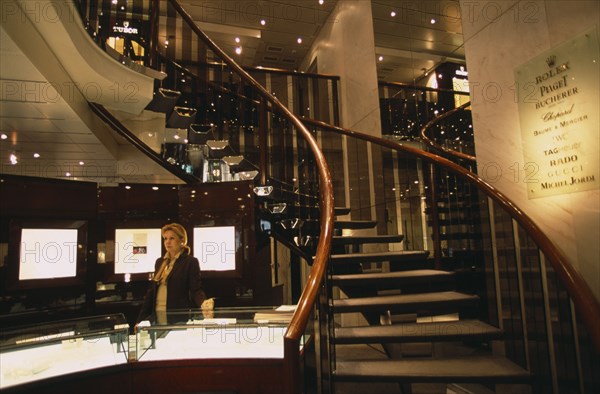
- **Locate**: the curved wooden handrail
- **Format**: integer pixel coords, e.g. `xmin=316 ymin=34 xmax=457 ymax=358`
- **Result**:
xmin=302 ymin=117 xmax=600 ymax=352
xmin=419 ymin=101 xmax=477 ymax=163
xmin=89 ymin=102 xmax=201 ymax=184
xmin=166 ymin=0 xmax=335 ymax=345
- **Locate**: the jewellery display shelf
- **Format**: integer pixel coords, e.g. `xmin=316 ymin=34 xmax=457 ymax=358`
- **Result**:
xmin=0 ymin=314 xmax=129 ymax=391
xmin=135 ymin=306 xmax=294 ymax=362
xmin=0 ymin=308 xmax=304 ymax=394
xmin=130 ymin=306 xmax=304 ymax=394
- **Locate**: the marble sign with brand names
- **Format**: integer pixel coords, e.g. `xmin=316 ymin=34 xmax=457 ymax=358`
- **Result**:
xmin=515 ymin=27 xmax=599 ymax=199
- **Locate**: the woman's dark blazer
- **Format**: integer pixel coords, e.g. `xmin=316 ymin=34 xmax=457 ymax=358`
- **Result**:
xmin=137 ymin=251 xmax=206 ymax=322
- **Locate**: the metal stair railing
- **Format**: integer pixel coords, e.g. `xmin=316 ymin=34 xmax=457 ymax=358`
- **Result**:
xmin=301 ymin=116 xmax=600 ymax=393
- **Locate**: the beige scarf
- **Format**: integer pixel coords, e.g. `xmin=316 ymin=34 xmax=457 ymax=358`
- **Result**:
xmin=153 ymin=251 xmax=181 ymax=283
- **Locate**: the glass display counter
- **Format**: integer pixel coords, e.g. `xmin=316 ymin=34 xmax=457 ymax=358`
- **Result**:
xmin=0 ymin=314 xmax=129 ymax=390
xmin=135 ymin=306 xmax=297 ymax=362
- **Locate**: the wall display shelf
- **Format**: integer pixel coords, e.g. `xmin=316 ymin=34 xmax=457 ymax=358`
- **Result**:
xmin=0 ymin=314 xmax=129 ymax=390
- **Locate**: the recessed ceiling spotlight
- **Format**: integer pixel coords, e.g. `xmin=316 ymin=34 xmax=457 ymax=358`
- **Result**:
xmin=430 ymin=18 xmax=436 ymax=24
xmin=390 ymin=11 xmax=396 ymax=17
xmin=33 ymin=153 xmax=40 ymax=158
xmin=235 ymin=37 xmax=240 ymax=43
xmin=260 ymin=19 xmax=266 ymax=26
xmin=378 ymin=55 xmax=384 ymax=61
xmin=152 ymin=186 xmax=159 ymax=190
xmin=65 ymin=172 xmax=71 ymax=177
xmin=79 ymin=161 xmax=85 ymax=165
xmin=1 ymin=133 xmax=7 ymax=140
xmin=235 ymin=46 xmax=242 ymax=55
xmin=9 ymin=153 xmax=18 ymax=165
xmin=297 ymin=37 xmax=302 ymax=44
xmin=319 ymin=0 xmax=324 ymax=4
xmin=125 ymin=185 xmax=131 ymax=190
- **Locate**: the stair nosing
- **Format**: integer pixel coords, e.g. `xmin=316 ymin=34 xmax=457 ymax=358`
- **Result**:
xmin=332 ymin=269 xmax=453 ymax=284
xmin=333 ymin=355 xmax=530 ymax=382
xmin=330 ymin=250 xmax=429 ymax=263
xmin=334 ymin=319 xmax=503 ymax=343
xmin=332 ymin=291 xmax=479 ymax=313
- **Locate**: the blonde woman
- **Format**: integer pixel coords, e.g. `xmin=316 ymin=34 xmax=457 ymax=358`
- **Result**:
xmin=138 ymin=223 xmax=206 ymax=323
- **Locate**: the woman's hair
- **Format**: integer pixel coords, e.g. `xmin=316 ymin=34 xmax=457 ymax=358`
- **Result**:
xmin=161 ymin=223 xmax=191 ymax=254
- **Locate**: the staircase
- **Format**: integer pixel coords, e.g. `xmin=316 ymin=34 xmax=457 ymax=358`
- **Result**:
xmin=328 ymin=213 xmax=530 ymax=393
xmin=78 ymin=1 xmax=599 ymax=393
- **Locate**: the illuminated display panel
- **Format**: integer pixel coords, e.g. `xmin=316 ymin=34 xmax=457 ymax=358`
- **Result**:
xmin=19 ymin=229 xmax=78 ymax=280
xmin=7 ymin=220 xmax=88 ymax=290
xmin=193 ymin=226 xmax=236 ymax=271
xmin=114 ymin=228 xmax=161 ymax=274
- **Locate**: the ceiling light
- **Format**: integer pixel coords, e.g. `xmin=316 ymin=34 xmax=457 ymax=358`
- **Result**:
xmin=390 ymin=11 xmax=396 ymax=17
xmin=112 ymin=0 xmax=117 ymax=4
xmin=260 ymin=19 xmax=266 ymax=26
xmin=1 ymin=133 xmax=7 ymax=140
xmin=79 ymin=161 xmax=85 ymax=165
xmin=125 ymin=185 xmax=131 ymax=189
xmin=152 ymin=186 xmax=159 ymax=190
xmin=65 ymin=172 xmax=71 ymax=177
xmin=297 ymin=37 xmax=302 ymax=44
xmin=438 ymin=74 xmax=443 ymax=79
xmin=319 ymin=0 xmax=324 ymax=4
xmin=430 ymin=18 xmax=436 ymax=24
xmin=9 ymin=153 xmax=18 ymax=165
xmin=33 ymin=153 xmax=40 ymax=158
xmin=235 ymin=46 xmax=242 ymax=55
xmin=164 ymin=39 xmax=169 ymax=46
xmin=235 ymin=37 xmax=240 ymax=43
xmin=378 ymin=55 xmax=383 ymax=61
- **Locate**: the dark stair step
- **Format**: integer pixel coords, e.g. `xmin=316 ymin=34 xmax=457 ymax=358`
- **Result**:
xmin=332 ymin=291 xmax=479 ymax=313
xmin=330 ymin=250 xmax=429 ymax=264
xmin=253 ymin=185 xmax=318 ymax=204
xmin=266 ymin=204 xmax=351 ymax=218
xmin=333 ymin=356 xmax=529 ymax=383
xmin=428 ymin=219 xmax=479 ymax=227
xmin=439 ymin=232 xmax=483 ymax=241
xmin=334 ymin=319 xmax=502 ymax=344
xmin=335 ymin=207 xmax=351 ymax=216
xmin=332 ymin=269 xmax=453 ymax=287
xmin=332 ymin=234 xmax=404 ymax=245
xmin=334 ymin=220 xmax=377 ymax=230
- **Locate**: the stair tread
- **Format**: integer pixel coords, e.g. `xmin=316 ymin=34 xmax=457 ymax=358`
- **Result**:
xmin=334 ymin=220 xmax=377 ymax=229
xmin=332 ymin=269 xmax=453 ymax=285
xmin=335 ymin=319 xmax=503 ymax=343
xmin=334 ymin=355 xmax=529 ymax=382
xmin=332 ymin=234 xmax=404 ymax=245
xmin=330 ymin=250 xmax=429 ymax=263
xmin=333 ymin=291 xmax=479 ymax=313
xmin=335 ymin=207 xmax=351 ymax=215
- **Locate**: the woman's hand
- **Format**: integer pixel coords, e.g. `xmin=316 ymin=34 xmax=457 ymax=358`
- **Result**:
xmin=201 ymin=297 xmax=215 ymax=311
